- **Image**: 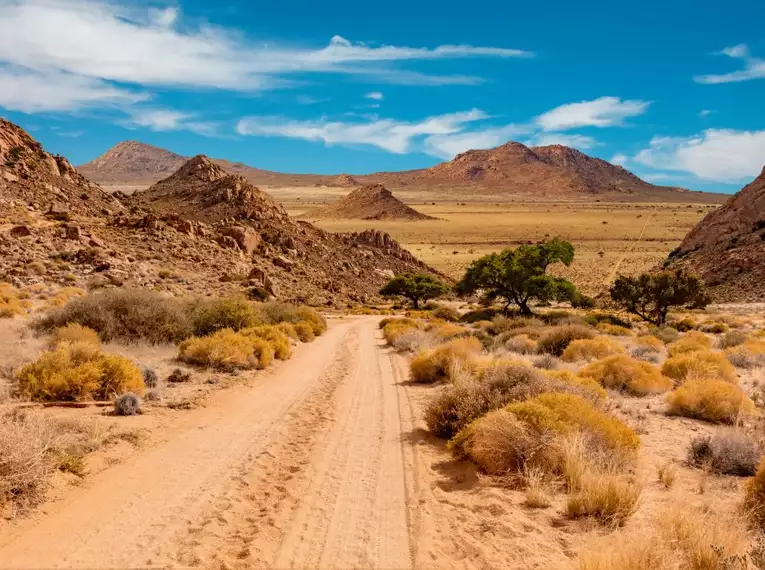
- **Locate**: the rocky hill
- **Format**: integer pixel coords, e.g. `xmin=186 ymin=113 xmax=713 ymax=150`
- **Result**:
xmin=78 ymin=141 xmax=187 ymax=184
xmin=666 ymin=167 xmax=765 ymax=301
xmin=1 ymin=120 xmax=442 ymax=307
xmin=305 ymin=184 xmax=436 ymax=221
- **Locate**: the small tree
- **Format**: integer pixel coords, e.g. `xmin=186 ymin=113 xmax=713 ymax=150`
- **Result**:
xmin=609 ymin=270 xmax=709 ymax=326
xmin=456 ymin=238 xmax=577 ymax=315
xmin=380 ymin=273 xmax=449 ymax=309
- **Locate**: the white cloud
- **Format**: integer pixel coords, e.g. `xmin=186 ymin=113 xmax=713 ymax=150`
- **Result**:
xmin=611 ymin=153 xmax=628 ymax=166
xmin=297 ymin=95 xmax=329 ymax=105
xmin=526 ymin=132 xmax=597 ymax=150
xmin=694 ymin=43 xmax=765 ymax=84
xmin=698 ymin=109 xmax=715 ymax=117
xmin=634 ymin=129 xmax=765 ymax=183
xmin=535 ymin=96 xmax=650 ymax=131
xmin=121 ymin=108 xmax=218 ymax=136
xmin=0 ymin=66 xmax=146 ymax=112
xmin=237 ymin=109 xmax=496 ymax=155
xmin=365 ymin=91 xmax=384 ymax=100
xmin=424 ymin=124 xmax=532 ymax=158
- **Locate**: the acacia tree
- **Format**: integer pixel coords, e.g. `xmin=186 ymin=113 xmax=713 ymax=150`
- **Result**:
xmin=456 ymin=238 xmax=577 ymax=315
xmin=380 ymin=273 xmax=449 ymax=309
xmin=609 ymin=270 xmax=709 ymax=326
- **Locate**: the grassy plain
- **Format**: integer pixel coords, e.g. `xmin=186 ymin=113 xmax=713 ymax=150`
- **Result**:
xmin=270 ymin=186 xmax=721 ymax=295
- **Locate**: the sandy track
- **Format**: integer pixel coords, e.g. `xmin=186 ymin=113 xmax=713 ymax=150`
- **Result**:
xmin=0 ymin=318 xmax=413 ymax=569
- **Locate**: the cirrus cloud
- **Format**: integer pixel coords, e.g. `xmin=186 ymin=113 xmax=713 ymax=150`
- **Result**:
xmin=694 ymin=44 xmax=765 ymax=84
xmin=535 ymin=96 xmax=650 ymax=131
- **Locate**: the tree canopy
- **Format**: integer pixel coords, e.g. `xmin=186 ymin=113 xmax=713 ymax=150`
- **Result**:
xmin=456 ymin=238 xmax=577 ymax=315
xmin=380 ymin=273 xmax=449 ymax=309
xmin=609 ymin=270 xmax=709 ymax=326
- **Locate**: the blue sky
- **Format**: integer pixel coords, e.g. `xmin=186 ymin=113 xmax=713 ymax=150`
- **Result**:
xmin=0 ymin=0 xmax=763 ymax=192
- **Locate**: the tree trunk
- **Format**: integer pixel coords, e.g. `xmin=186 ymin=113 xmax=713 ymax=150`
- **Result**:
xmin=412 ymin=297 xmax=420 ymax=309
xmin=518 ymin=301 xmax=533 ymax=316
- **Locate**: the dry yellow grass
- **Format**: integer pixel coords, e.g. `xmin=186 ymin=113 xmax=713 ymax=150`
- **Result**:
xmin=662 ymin=351 xmax=738 ymax=384
xmin=48 ymin=324 xmax=101 ymax=349
xmin=541 ymin=369 xmax=608 ymax=401
xmin=240 ymin=325 xmax=292 ymax=360
xmin=666 ymin=378 xmax=756 ymax=423
xmin=596 ymin=323 xmax=632 ymax=336
xmin=409 ymin=337 xmax=483 ymax=384
xmin=744 ymin=458 xmax=765 ymax=530
xmin=561 ymin=337 xmax=624 ymax=362
xmin=579 ymin=354 xmax=672 ymax=396
xmin=635 ymin=335 xmax=664 ymax=350
xmin=0 ymin=283 xmax=24 ymax=318
xmin=566 ymin=469 xmax=641 ymax=526
xmin=667 ymin=331 xmax=713 ymax=356
xmin=179 ymin=329 xmax=275 ymax=371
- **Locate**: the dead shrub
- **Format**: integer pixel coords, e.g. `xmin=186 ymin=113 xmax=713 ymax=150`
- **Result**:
xmin=725 ymin=340 xmax=765 ymax=369
xmin=662 ymin=351 xmax=738 ymax=384
xmin=562 ymin=337 xmax=624 ymax=362
xmin=409 ymin=337 xmax=482 ymax=384
xmin=667 ymin=378 xmax=756 ymax=424
xmin=630 ymin=345 xmax=661 ymax=363
xmin=114 ymin=392 xmax=142 ymax=416
xmin=653 ymin=326 xmax=680 ymax=344
xmin=580 ymin=355 xmax=672 ymax=396
xmin=503 ymin=334 xmax=536 ymax=354
xmin=392 ymin=329 xmax=435 ymax=353
xmin=178 ymin=329 xmax=274 ymax=371
xmin=35 ymin=288 xmax=192 ymax=343
xmin=16 ymin=342 xmax=144 ymax=401
xmin=532 ymin=354 xmax=559 ymax=370
xmin=687 ymin=430 xmax=761 ymax=476
xmin=537 ymin=325 xmax=595 ymax=356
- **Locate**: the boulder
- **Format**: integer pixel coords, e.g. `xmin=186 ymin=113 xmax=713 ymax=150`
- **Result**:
xmin=9 ymin=225 xmax=31 ymax=239
xmin=65 ymin=225 xmax=81 ymax=240
xmin=273 ymin=255 xmax=295 ymax=270
xmin=219 ymin=226 xmax=261 ymax=254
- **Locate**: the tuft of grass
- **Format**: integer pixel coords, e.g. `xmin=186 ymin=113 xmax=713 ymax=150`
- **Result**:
xmin=580 ymin=355 xmax=672 ymax=396
xmin=16 ymin=343 xmax=143 ymax=401
xmin=537 ymin=325 xmax=595 ymax=357
xmin=744 ymin=458 xmax=765 ymax=530
xmin=255 ymin=303 xmax=327 ymax=336
xmin=667 ymin=331 xmax=713 ymax=357
xmin=667 ymin=379 xmax=756 ymax=424
xmin=0 ymin=283 xmax=25 ymax=318
xmin=687 ymin=430 xmax=761 ymax=476
xmin=382 ymin=319 xmax=419 ymax=344
xmin=662 ymin=351 xmax=738 ymax=385
xmin=562 ymin=337 xmax=624 ymax=362
xmin=657 ymin=462 xmax=676 ymax=489
xmin=565 ymin=469 xmax=641 ymax=526
xmin=179 ymin=329 xmax=275 ymax=371
xmin=635 ymin=335 xmax=664 ymax=350
xmin=47 ymin=323 xmax=100 ymax=349
xmin=523 ymin=467 xmax=552 ymax=508
xmin=409 ymin=337 xmax=482 ymax=384
xmin=541 ymin=369 xmax=608 ymax=401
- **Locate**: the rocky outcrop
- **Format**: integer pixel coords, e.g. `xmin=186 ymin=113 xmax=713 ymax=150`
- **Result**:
xmin=666 ymin=167 xmax=765 ymax=301
xmin=306 ymin=184 xmax=435 ymax=221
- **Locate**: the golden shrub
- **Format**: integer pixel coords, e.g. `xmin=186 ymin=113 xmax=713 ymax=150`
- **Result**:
xmin=293 ymin=321 xmax=316 ymax=342
xmin=566 ymin=470 xmax=641 ymax=526
xmin=662 ymin=351 xmax=737 ymax=384
xmin=275 ymin=322 xmax=298 ymax=340
xmin=503 ymin=333 xmax=537 ymax=354
xmin=179 ymin=329 xmax=274 ymax=371
xmin=580 ymin=355 xmax=672 ymax=396
xmin=0 ymin=283 xmax=24 ymax=318
xmin=537 ymin=325 xmax=596 ymax=356
xmin=241 ymin=325 xmax=292 ymax=360
xmin=562 ymin=337 xmax=624 ymax=362
xmin=382 ymin=320 xmax=418 ymax=344
xmin=16 ymin=342 xmax=143 ymax=401
xmin=542 ymin=370 xmax=607 ymax=401
xmin=635 ymin=335 xmax=664 ymax=350
xmin=667 ymin=331 xmax=712 ymax=356
xmin=597 ymin=323 xmax=632 ymax=336
xmin=188 ymin=295 xmax=261 ymax=336
xmin=666 ymin=378 xmax=756 ymax=424
xmin=409 ymin=337 xmax=482 ymax=384
xmin=45 ymin=287 xmax=86 ymax=308
xmin=48 ymin=324 xmax=100 ymax=349
xmin=426 ymin=322 xmax=465 ymax=340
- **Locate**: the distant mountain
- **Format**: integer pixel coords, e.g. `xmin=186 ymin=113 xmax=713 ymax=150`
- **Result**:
xmin=666 ymin=166 xmax=765 ymax=301
xmin=305 ymin=184 xmax=436 ymax=221
xmin=79 ymin=140 xmax=723 ymax=202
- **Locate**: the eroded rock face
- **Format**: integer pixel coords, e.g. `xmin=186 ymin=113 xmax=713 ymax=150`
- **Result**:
xmin=667 ymin=167 xmax=765 ymax=302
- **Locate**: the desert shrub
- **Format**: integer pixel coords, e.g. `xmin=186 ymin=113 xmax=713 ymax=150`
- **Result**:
xmin=241 ymin=325 xmax=292 ymax=360
xmin=178 ymin=329 xmax=274 ymax=371
xmin=0 ymin=283 xmax=24 ymax=318
xmin=409 ymin=337 xmax=482 ymax=384
xmin=542 ymin=370 xmax=607 ymax=401
xmin=579 ymin=355 xmax=672 ymax=396
xmin=724 ymin=339 xmax=765 ymax=369
xmin=630 ymin=346 xmax=661 ymax=363
xmin=255 ymin=303 xmax=327 ymax=336
xmin=744 ymin=459 xmax=765 ymax=529
xmin=382 ymin=319 xmax=418 ymax=344
xmin=48 ymin=323 xmax=100 ymax=349
xmin=667 ymin=379 xmax=756 ymax=423
xmin=597 ymin=323 xmax=632 ymax=336
xmin=652 ymin=326 xmax=680 ymax=344
xmin=566 ymin=470 xmax=641 ymax=526
xmin=662 ymin=351 xmax=738 ymax=384
xmin=142 ymin=367 xmax=159 ymax=388
xmin=114 ymin=392 xmax=142 ymax=416
xmin=0 ymin=412 xmax=58 ymax=512
xmin=459 ymin=308 xmax=497 ymax=323
xmin=427 ymin=322 xmax=467 ymax=341
xmin=584 ymin=312 xmax=633 ymax=329
xmin=667 ymin=331 xmax=712 ymax=356
xmin=187 ymin=296 xmax=261 ymax=336
xmin=167 ymin=368 xmax=191 ymax=383
xmin=687 ymin=430 xmax=761 ymax=476
xmin=34 ymin=288 xmax=192 ymax=343
xmin=561 ymin=337 xmax=624 ymax=362
xmin=16 ymin=343 xmax=143 ymax=401
xmin=635 ymin=335 xmax=664 ymax=350
xmin=701 ymin=321 xmax=729 ymax=334
xmin=392 ymin=329 xmax=434 ymax=353
xmin=532 ymin=354 xmax=559 ymax=370
xmin=430 ymin=305 xmax=460 ymax=322
xmin=379 ymin=317 xmax=416 ymax=329
xmin=293 ymin=322 xmax=315 ymax=342
xmin=44 ymin=287 xmax=86 ymax=308
xmin=275 ymin=322 xmax=298 ymax=340
xmin=537 ymin=325 xmax=595 ymax=356
xmin=489 ymin=315 xmax=544 ymax=335
xmin=504 ymin=334 xmax=536 ymax=354
xmin=671 ymin=317 xmax=698 ymax=332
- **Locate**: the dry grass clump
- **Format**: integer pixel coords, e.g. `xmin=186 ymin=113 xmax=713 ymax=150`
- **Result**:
xmin=718 ymin=330 xmax=749 ymax=349
xmin=0 ymin=411 xmax=58 ymax=513
xmin=0 ymin=283 xmax=25 ymax=318
xmin=293 ymin=322 xmax=315 ymax=342
xmin=657 ymin=462 xmax=676 ymax=489
xmin=426 ymin=322 xmax=466 ymax=341
xmin=44 ymin=287 xmax=86 ymax=308
xmin=653 ymin=326 xmax=680 ymax=344
xmin=635 ymin=335 xmax=664 ymax=350
xmin=256 ymin=303 xmax=327 ymax=336
xmin=47 ymin=323 xmax=101 ymax=349
xmin=392 ymin=329 xmax=435 ymax=353
xmin=178 ymin=329 xmax=274 ymax=371
xmin=241 ymin=325 xmax=292 ymax=360
xmin=537 ymin=325 xmax=595 ymax=357
xmin=744 ymin=458 xmax=765 ymax=530
xmin=187 ymin=296 xmax=261 ymax=336
xmin=541 ymin=370 xmax=607 ymax=401
xmin=687 ymin=430 xmax=761 ymax=476
xmin=489 ymin=315 xmax=545 ymax=335
xmin=409 ymin=337 xmax=482 ymax=384
xmin=565 ymin=469 xmax=641 ymax=526
xmin=667 ymin=379 xmax=756 ymax=424
xmin=275 ymin=322 xmax=298 ymax=340
xmin=35 ymin=288 xmax=193 ymax=343
xmin=503 ymin=333 xmax=537 ymax=354
xmin=532 ymin=354 xmax=560 ymax=370
xmin=725 ymin=339 xmax=765 ymax=369
xmin=662 ymin=351 xmax=738 ymax=384
xmin=429 ymin=304 xmax=460 ymax=322
xmin=561 ymin=337 xmax=624 ymax=362
xmin=667 ymin=331 xmax=713 ymax=356
xmin=382 ymin=319 xmax=419 ymax=344
xmin=523 ymin=467 xmax=552 ymax=508
xmin=597 ymin=323 xmax=632 ymax=336
xmin=16 ymin=342 xmax=143 ymax=401
xmin=576 ymin=530 xmax=666 ymax=570
xmin=580 ymin=355 xmax=672 ymax=396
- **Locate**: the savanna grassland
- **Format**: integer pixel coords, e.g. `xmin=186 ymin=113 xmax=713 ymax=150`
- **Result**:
xmin=272 ymin=186 xmax=721 ymax=294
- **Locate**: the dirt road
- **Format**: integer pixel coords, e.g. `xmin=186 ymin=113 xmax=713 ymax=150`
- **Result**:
xmin=0 ymin=317 xmax=417 ymax=569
